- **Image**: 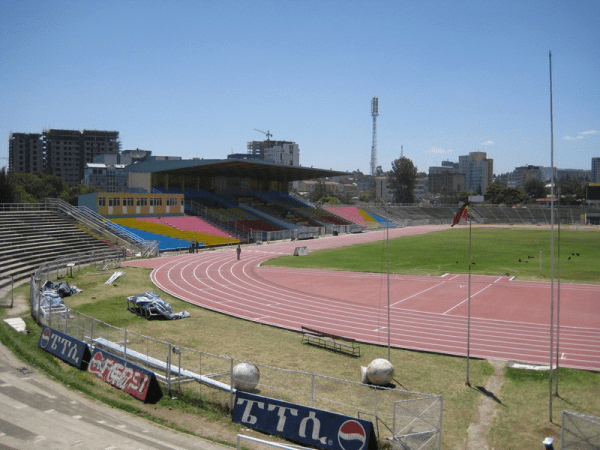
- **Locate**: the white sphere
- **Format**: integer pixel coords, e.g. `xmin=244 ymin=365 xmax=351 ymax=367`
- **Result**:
xmin=232 ymin=363 xmax=260 ymax=391
xmin=366 ymin=358 xmax=394 ymax=386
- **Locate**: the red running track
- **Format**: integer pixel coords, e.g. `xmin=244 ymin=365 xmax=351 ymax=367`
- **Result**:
xmin=124 ymin=225 xmax=600 ymax=372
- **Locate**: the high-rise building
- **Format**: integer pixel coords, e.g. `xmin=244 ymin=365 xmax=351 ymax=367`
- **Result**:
xmin=591 ymin=157 xmax=600 ymax=182
xmin=45 ymin=129 xmax=120 ymax=185
xmin=8 ymin=129 xmax=120 ymax=185
xmin=458 ymin=152 xmax=493 ymax=194
xmin=508 ymin=165 xmax=543 ymax=187
xmin=246 ymin=140 xmax=299 ymax=166
xmin=8 ymin=133 xmax=44 ymax=174
xmin=428 ymin=161 xmax=465 ymax=195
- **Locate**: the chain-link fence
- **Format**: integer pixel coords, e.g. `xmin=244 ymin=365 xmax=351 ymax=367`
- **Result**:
xmin=0 ymin=275 xmax=14 ymax=309
xmin=31 ymin=248 xmax=443 ymax=447
xmin=42 ymin=305 xmax=442 ymax=446
xmin=392 ymin=397 xmax=443 ymax=449
xmin=30 ymin=251 xmax=124 ymax=322
xmin=561 ymin=411 xmax=600 ymax=449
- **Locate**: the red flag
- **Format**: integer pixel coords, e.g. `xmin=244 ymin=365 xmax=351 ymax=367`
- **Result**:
xmin=451 ymin=203 xmax=470 ymax=227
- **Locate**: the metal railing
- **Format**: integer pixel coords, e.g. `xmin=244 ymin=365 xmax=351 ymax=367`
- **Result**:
xmin=44 ymin=198 xmax=159 ymax=257
xmin=237 ymin=435 xmax=310 ymax=449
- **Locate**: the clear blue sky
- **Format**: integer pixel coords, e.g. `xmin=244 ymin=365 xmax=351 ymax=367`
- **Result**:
xmin=1 ymin=0 xmax=598 ymax=175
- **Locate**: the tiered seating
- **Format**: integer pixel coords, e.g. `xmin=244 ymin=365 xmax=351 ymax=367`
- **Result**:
xmin=144 ymin=216 xmax=234 ymax=238
xmin=524 ymin=207 xmax=550 ymax=223
xmin=112 ymin=217 xmax=239 ymax=249
xmin=210 ymin=208 xmax=280 ymax=232
xmin=114 ymin=224 xmax=192 ymax=251
xmin=323 ymin=206 xmax=381 ymax=228
xmin=184 ymin=189 xmax=237 ymax=208
xmin=293 ymin=207 xmax=353 ymax=227
xmin=236 ymin=219 xmax=280 ymax=232
xmin=141 ymin=216 xmax=239 ymax=246
xmin=0 ymin=210 xmax=122 ymax=284
xmin=324 ymin=206 xmax=365 ymax=226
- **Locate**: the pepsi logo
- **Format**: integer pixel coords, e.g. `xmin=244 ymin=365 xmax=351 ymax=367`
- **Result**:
xmin=338 ymin=419 xmax=367 ymax=450
xmin=39 ymin=327 xmax=51 ymax=349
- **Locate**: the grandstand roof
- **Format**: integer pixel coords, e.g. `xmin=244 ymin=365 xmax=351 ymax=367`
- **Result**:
xmin=123 ymin=158 xmax=347 ymax=182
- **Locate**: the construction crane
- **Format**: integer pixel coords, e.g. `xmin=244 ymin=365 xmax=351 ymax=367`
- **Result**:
xmin=254 ymin=129 xmax=272 ymax=141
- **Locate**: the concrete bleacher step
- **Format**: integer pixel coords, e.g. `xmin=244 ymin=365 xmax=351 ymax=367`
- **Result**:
xmin=0 ymin=209 xmax=123 ymax=283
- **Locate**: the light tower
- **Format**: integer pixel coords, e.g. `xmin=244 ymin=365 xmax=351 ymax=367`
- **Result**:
xmin=370 ymin=97 xmax=379 ymax=177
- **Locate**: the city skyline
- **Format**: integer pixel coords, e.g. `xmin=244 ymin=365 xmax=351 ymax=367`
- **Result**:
xmin=1 ymin=1 xmax=599 ymax=175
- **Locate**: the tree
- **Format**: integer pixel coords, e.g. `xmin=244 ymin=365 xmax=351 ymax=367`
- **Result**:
xmin=456 ymin=190 xmax=470 ymax=205
xmin=0 ymin=167 xmax=14 ymax=203
xmin=485 ymin=183 xmax=528 ymax=205
xmin=523 ymin=178 xmax=548 ymax=201
xmin=485 ymin=184 xmax=505 ymax=204
xmin=308 ymin=180 xmax=328 ymax=203
xmin=558 ymin=176 xmax=586 ymax=205
xmin=9 ymin=172 xmax=65 ymax=203
xmin=359 ymin=187 xmax=375 ymax=203
xmin=502 ymin=187 xmax=528 ymax=205
xmin=388 ymin=156 xmax=417 ymax=204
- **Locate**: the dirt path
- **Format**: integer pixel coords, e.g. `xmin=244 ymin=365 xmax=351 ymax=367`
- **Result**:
xmin=466 ymin=359 xmax=507 ymax=449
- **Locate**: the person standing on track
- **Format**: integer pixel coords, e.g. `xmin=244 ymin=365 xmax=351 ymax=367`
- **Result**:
xmin=236 ymin=243 xmax=241 ymax=260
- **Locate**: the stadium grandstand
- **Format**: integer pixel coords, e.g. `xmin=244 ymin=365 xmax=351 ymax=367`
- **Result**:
xmin=3 ymin=157 xmax=600 ymax=295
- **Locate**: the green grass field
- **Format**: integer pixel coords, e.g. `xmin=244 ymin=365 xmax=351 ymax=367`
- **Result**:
xmin=1 ymin=226 xmax=599 ymax=449
xmin=263 ymin=226 xmax=600 ymax=283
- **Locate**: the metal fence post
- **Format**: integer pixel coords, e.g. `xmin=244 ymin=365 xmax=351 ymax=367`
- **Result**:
xmin=230 ymin=358 xmax=235 ymax=410
xmin=439 ymin=396 xmax=444 ymax=448
xmin=123 ymin=329 xmax=128 ymax=360
xmin=311 ymin=373 xmax=315 ymax=408
xmin=167 ymin=343 xmax=172 ymax=398
xmin=10 ymin=276 xmax=14 ymax=308
xmin=374 ymin=387 xmax=378 ymax=428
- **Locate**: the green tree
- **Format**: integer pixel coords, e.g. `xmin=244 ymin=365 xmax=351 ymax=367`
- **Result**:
xmin=388 ymin=156 xmax=417 ymax=204
xmin=0 ymin=167 xmax=15 ymax=203
xmin=485 ymin=184 xmax=505 ymax=203
xmin=319 ymin=196 xmax=341 ymax=205
xmin=9 ymin=172 xmax=66 ymax=203
xmin=359 ymin=187 xmax=375 ymax=203
xmin=523 ymin=178 xmax=548 ymax=201
xmin=558 ymin=176 xmax=586 ymax=205
xmin=456 ymin=190 xmax=470 ymax=204
xmin=502 ymin=187 xmax=528 ymax=205
xmin=308 ymin=180 xmax=328 ymax=203
xmin=485 ymin=183 xmax=527 ymax=204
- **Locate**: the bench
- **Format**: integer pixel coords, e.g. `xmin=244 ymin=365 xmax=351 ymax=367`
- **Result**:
xmin=301 ymin=326 xmax=360 ymax=357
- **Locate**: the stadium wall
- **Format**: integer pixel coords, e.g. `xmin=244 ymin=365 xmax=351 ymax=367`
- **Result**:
xmin=79 ymin=192 xmax=184 ymax=217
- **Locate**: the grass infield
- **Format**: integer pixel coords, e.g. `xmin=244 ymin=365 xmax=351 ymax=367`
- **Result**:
xmin=263 ymin=226 xmax=600 ymax=283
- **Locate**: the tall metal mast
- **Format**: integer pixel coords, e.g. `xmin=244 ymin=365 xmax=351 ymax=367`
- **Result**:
xmin=371 ymin=97 xmax=379 ymax=177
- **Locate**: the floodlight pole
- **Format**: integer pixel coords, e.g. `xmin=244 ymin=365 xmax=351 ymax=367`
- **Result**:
xmin=466 ymin=216 xmax=472 ymax=386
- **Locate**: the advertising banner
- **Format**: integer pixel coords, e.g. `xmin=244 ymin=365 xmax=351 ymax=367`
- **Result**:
xmin=87 ymin=348 xmax=163 ymax=403
xmin=38 ymin=326 xmax=91 ymax=370
xmin=232 ymin=391 xmax=377 ymax=450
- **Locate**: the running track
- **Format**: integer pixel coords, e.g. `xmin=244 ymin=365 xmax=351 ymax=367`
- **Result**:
xmin=124 ymin=225 xmax=600 ymax=372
